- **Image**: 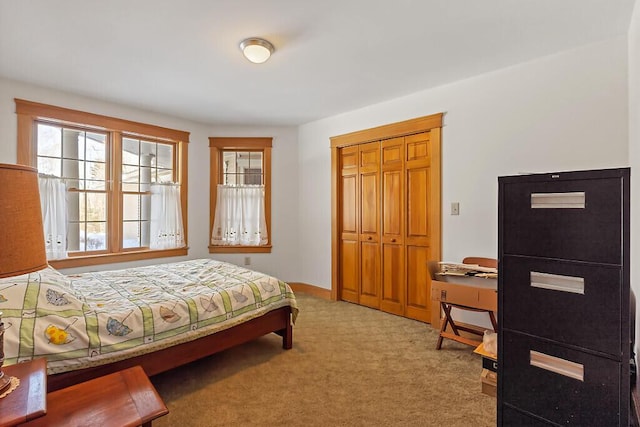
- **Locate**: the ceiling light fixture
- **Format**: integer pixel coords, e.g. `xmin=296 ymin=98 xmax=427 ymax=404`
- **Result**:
xmin=239 ymin=38 xmax=274 ymax=64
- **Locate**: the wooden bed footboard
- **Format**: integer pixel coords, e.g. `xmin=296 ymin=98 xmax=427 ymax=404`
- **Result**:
xmin=47 ymin=306 xmax=293 ymax=392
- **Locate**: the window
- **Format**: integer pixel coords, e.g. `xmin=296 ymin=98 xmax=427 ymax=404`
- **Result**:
xmin=209 ymin=137 xmax=272 ymax=253
xmin=16 ymin=99 xmax=189 ymax=269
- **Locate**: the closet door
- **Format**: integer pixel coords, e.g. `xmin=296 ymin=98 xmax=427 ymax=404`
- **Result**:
xmin=358 ymin=142 xmax=381 ymax=308
xmin=339 ymin=145 xmax=359 ymax=303
xmin=380 ymin=137 xmax=404 ymax=315
xmin=404 ymin=132 xmax=434 ymax=322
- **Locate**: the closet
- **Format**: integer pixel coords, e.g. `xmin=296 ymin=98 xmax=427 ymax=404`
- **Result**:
xmin=330 ymin=114 xmax=442 ymax=324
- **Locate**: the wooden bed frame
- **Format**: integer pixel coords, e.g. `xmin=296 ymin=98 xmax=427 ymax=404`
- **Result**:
xmin=46 ymin=305 xmax=293 ymax=392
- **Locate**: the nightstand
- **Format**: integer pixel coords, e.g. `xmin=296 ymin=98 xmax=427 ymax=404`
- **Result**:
xmin=0 ymin=359 xmax=47 ymax=427
xmin=20 ymin=365 xmax=168 ymax=427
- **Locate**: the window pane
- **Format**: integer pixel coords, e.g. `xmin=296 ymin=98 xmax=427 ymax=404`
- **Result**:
xmin=141 ymin=194 xmax=151 ymax=220
xmin=122 ymin=138 xmax=139 ymax=164
xmin=244 ymin=172 xmax=262 ymax=185
xmin=223 ymin=152 xmax=236 ymax=174
xmin=122 ymin=165 xmax=140 ymax=184
xmin=86 ymin=222 xmax=107 ymax=251
xmin=156 ymin=144 xmax=173 ymax=169
xmin=123 ymin=222 xmax=141 ymax=248
xmin=86 ymin=161 xmax=105 ymax=180
xmin=67 ymin=223 xmax=81 ymax=252
xmin=85 ymin=179 xmax=105 ymax=191
xmin=62 ymin=159 xmax=81 ymax=180
xmin=156 ymin=168 xmax=173 ymax=183
xmin=67 ymin=192 xmax=80 ymax=222
xmin=62 ymin=129 xmax=82 ymax=160
xmin=37 ymin=157 xmax=61 ymax=176
xmin=140 ymin=220 xmax=150 ymax=247
xmin=140 ymin=166 xmax=151 ymax=191
xmin=224 ymin=173 xmax=237 ymax=185
xmin=86 ymin=193 xmax=106 ymax=221
xmin=37 ymin=124 xmax=62 ymax=157
xmin=85 ymin=133 xmax=106 ymax=162
xmin=123 ymin=194 xmax=140 ymax=221
xmin=250 ymin=152 xmax=263 ymax=170
xmin=140 ymin=141 xmax=156 ymax=160
xmin=78 ymin=193 xmax=86 ymax=222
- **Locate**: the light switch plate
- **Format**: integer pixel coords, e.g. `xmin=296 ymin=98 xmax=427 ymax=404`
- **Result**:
xmin=451 ymin=202 xmax=460 ymax=215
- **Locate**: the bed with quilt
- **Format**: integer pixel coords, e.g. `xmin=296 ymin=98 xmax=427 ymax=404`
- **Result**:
xmin=0 ymin=258 xmax=297 ymax=391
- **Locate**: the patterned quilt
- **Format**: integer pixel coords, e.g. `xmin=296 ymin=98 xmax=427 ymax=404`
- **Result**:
xmin=0 ymin=259 xmax=297 ymax=374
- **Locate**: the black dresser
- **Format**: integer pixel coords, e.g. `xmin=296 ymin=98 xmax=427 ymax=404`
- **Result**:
xmin=497 ymin=168 xmax=631 ymax=426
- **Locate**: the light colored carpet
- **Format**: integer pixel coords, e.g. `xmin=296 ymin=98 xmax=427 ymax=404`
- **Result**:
xmin=151 ymin=293 xmax=497 ymax=426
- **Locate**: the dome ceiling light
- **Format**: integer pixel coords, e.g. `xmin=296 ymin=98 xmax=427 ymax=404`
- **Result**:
xmin=239 ymin=37 xmax=275 ymax=64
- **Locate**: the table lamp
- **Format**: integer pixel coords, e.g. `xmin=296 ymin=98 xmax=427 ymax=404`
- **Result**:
xmin=0 ymin=163 xmax=48 ymax=393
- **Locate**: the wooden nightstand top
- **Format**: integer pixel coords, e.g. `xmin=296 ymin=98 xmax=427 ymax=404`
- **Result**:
xmin=21 ymin=365 xmax=167 ymax=427
xmin=0 ymin=359 xmax=47 ymax=427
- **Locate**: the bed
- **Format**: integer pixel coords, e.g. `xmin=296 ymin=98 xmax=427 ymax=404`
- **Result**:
xmin=0 ymin=258 xmax=297 ymax=391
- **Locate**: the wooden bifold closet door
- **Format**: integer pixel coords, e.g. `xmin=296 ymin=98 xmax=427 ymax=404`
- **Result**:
xmin=331 ymin=114 xmax=442 ymax=324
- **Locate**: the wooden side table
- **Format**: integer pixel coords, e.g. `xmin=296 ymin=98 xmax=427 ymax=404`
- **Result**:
xmin=0 ymin=359 xmax=47 ymax=427
xmin=430 ymin=275 xmax=498 ymax=349
xmin=21 ymin=365 xmax=167 ymax=427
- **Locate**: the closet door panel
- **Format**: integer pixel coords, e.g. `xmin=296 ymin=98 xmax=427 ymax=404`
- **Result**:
xmin=382 ymin=169 xmax=402 ymax=237
xmin=340 ymin=240 xmax=359 ymax=303
xmin=340 ymin=174 xmax=357 ymax=237
xmin=360 ymin=172 xmax=379 ymax=235
xmin=339 ymin=146 xmax=359 ymax=303
xmin=360 ymin=241 xmax=380 ymax=308
xmin=381 ymin=242 xmax=403 ymax=314
xmin=358 ymin=142 xmax=380 ymax=308
xmin=406 ymin=168 xmax=429 ymax=240
xmin=405 ymin=244 xmax=431 ymax=322
xmin=380 ymin=137 xmax=404 ymax=315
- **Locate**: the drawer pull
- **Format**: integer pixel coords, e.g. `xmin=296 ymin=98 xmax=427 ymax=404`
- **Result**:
xmin=530 ymin=350 xmax=584 ymax=381
xmin=530 ymin=271 xmax=585 ymax=295
xmin=530 ymin=192 xmax=585 ymax=209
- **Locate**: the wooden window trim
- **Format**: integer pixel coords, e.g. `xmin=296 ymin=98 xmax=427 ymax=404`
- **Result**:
xmin=208 ymin=137 xmax=272 ymax=254
xmin=15 ymin=99 xmax=190 ymax=269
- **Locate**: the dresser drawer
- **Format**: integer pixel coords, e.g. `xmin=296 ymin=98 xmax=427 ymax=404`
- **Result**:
xmin=501 ymin=405 xmax=553 ymax=426
xmin=501 ymin=331 xmax=622 ymax=426
xmin=500 ymin=177 xmax=622 ymax=263
xmin=501 ymin=256 xmax=622 ymax=356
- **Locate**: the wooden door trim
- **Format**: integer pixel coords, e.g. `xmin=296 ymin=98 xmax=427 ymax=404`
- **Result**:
xmin=330 ymin=113 xmax=443 ymax=149
xmin=330 ymin=114 xmax=443 ymax=312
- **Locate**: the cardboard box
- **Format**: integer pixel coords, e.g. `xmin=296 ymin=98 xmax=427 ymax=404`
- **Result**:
xmin=481 ymin=368 xmax=497 ymax=397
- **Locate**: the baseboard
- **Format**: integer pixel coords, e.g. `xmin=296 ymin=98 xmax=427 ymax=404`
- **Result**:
xmin=288 ymin=282 xmax=332 ymax=300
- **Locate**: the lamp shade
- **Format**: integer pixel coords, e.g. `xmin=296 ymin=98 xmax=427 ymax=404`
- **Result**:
xmin=0 ymin=163 xmax=47 ymax=278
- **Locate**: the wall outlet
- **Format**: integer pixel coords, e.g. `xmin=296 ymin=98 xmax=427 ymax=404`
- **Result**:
xmin=451 ymin=202 xmax=460 ymax=215
xmin=244 ymin=256 xmax=251 ymax=266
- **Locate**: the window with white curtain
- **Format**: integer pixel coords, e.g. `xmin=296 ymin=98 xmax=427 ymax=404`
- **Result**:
xmin=209 ymin=138 xmax=272 ymax=253
xmin=16 ymin=99 xmax=189 ymax=269
xmin=212 ymin=185 xmax=267 ymax=245
xmin=38 ymin=175 xmax=68 ymax=260
xmin=150 ymin=183 xmax=185 ymax=249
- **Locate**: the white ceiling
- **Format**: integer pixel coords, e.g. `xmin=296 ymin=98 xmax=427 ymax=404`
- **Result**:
xmin=0 ymin=0 xmax=635 ymax=126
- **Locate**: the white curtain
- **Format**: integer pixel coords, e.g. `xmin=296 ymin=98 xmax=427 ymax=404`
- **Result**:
xmin=150 ymin=183 xmax=185 ymax=249
xmin=38 ymin=175 xmax=68 ymax=260
xmin=212 ymin=185 xmax=268 ymax=246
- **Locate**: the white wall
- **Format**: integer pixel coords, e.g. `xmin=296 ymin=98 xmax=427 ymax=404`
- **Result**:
xmin=629 ymin=1 xmax=640 ymax=376
xmin=298 ymin=36 xmax=629 ymax=290
xmin=0 ymin=78 xmax=300 ymax=281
